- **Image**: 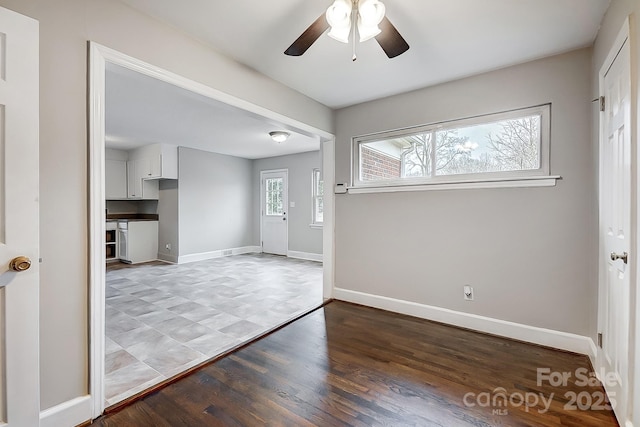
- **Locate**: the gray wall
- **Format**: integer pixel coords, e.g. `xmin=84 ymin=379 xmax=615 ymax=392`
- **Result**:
xmin=334 ymin=48 xmax=595 ymax=337
xmin=0 ymin=0 xmax=332 ymax=411
xmin=253 ymin=151 xmax=322 ymax=255
xmin=158 ymin=180 xmax=179 ymax=262
xmin=179 ymin=147 xmax=254 ymax=256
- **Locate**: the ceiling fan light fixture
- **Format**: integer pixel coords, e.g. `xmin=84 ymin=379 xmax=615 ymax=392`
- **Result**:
xmin=326 ymin=0 xmax=352 ymax=43
xmin=357 ymin=0 xmax=385 ymax=42
xmin=269 ymin=131 xmax=290 ymax=143
xmin=357 ymin=21 xmax=381 ymax=42
xmin=327 ymin=26 xmax=351 ymax=43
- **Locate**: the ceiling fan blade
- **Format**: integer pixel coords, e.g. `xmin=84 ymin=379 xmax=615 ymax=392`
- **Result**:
xmin=284 ymin=14 xmax=330 ymax=56
xmin=375 ymin=17 xmax=410 ymax=58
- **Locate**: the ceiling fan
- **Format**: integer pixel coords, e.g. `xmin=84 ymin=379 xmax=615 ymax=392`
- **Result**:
xmin=284 ymin=0 xmax=409 ymax=60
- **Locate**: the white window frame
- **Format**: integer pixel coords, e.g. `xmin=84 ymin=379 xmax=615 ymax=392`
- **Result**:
xmin=351 ymin=104 xmax=557 ymax=192
xmin=311 ymin=168 xmax=323 ymax=228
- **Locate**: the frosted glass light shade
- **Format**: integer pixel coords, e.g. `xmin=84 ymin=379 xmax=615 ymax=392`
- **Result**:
xmin=357 ymin=0 xmax=385 ymax=42
xmin=269 ymin=131 xmax=290 ymax=143
xmin=326 ymin=0 xmax=352 ymax=43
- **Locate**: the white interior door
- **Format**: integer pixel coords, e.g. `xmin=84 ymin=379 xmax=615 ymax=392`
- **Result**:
xmin=0 ymin=6 xmax=40 ymax=427
xmin=598 ymin=34 xmax=631 ymax=424
xmin=261 ymin=170 xmax=288 ymax=256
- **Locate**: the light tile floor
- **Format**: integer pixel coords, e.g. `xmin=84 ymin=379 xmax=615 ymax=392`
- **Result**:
xmin=105 ymin=253 xmax=323 ymax=405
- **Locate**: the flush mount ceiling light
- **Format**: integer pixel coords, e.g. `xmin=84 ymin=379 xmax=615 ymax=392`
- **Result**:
xmin=284 ymin=0 xmax=409 ymax=60
xmin=269 ymin=131 xmax=290 ymax=143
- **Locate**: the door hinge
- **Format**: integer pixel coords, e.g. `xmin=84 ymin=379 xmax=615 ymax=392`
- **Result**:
xmin=597 ymin=332 xmax=603 ymax=348
xmin=600 ymin=96 xmax=606 ymax=112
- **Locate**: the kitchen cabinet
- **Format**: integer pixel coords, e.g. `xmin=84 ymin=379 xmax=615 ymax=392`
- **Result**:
xmin=106 ymin=221 xmax=118 ymax=261
xmin=130 ymin=144 xmax=177 ymax=180
xmin=105 ymin=159 xmax=127 ymax=199
xmin=119 ymin=220 xmax=158 ymax=264
xmin=106 ymin=144 xmax=177 ymax=200
xmin=127 ymin=159 xmax=159 ymax=200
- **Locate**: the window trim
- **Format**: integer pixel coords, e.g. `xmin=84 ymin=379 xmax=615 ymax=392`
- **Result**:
xmin=351 ymin=104 xmax=553 ymax=190
xmin=311 ymin=168 xmax=323 ymax=227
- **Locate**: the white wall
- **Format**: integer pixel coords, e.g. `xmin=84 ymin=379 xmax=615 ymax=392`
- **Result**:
xmin=253 ymin=151 xmax=323 ymax=256
xmin=333 ymin=48 xmax=595 ymax=337
xmin=179 ymin=147 xmax=254 ymax=256
xmin=0 ymin=0 xmax=333 ymax=412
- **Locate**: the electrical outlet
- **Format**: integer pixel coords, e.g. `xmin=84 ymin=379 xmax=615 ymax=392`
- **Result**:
xmin=464 ymin=285 xmax=474 ymax=301
xmin=165 ymin=243 xmax=171 ymax=251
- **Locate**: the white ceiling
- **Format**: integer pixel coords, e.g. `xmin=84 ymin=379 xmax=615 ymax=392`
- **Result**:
xmin=118 ymin=0 xmax=610 ymax=109
xmin=107 ymin=0 xmax=609 ymax=158
xmin=105 ymin=62 xmax=320 ymax=159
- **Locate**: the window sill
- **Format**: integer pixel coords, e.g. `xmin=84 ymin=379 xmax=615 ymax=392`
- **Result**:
xmin=345 ymin=175 xmax=561 ymax=194
xmin=309 ymin=224 xmax=323 ymax=229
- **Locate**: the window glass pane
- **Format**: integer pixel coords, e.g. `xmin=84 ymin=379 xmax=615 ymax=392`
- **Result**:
xmin=355 ymin=105 xmax=547 ymax=186
xmin=313 ymin=169 xmax=324 ymax=224
xmin=434 ymin=115 xmax=541 ymax=176
xmin=315 ymin=198 xmax=323 ymax=223
xmin=265 ymin=177 xmax=283 ymax=215
xmin=359 ymin=140 xmax=403 ymax=181
xmin=400 ymin=133 xmax=433 ymax=178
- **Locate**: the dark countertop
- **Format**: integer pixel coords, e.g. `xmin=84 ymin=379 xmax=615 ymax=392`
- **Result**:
xmin=107 ymin=213 xmax=159 ymax=221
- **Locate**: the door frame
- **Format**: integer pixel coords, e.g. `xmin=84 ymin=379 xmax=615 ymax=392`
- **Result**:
xmin=596 ymin=16 xmax=637 ymax=426
xmin=260 ymin=169 xmax=289 ymax=256
xmin=88 ymin=42 xmax=336 ymax=418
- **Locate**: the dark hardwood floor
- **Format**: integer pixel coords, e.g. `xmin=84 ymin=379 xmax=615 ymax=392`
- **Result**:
xmin=90 ymin=301 xmax=618 ymax=426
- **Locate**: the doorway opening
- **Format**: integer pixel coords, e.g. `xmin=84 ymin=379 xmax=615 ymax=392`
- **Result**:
xmin=89 ymin=42 xmax=335 ymax=416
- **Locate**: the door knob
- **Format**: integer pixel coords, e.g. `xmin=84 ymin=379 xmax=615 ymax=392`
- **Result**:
xmin=610 ymin=252 xmax=628 ymax=264
xmin=9 ymin=256 xmax=32 ymax=272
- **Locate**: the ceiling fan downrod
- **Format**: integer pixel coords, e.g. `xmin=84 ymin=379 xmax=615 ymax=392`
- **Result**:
xmin=352 ymin=1 xmax=358 ymax=61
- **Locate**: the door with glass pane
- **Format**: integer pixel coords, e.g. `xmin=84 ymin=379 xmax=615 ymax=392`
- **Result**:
xmin=261 ymin=170 xmax=288 ymax=255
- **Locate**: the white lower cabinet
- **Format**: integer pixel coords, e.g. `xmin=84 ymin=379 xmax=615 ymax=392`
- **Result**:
xmin=106 ymin=221 xmax=118 ymax=260
xmin=120 ymin=220 xmax=158 ymax=264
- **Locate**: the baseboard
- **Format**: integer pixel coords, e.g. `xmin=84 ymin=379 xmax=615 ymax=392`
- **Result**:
xmin=40 ymin=395 xmax=92 ymax=427
xmin=287 ymin=250 xmax=323 ymax=262
xmin=333 ymin=288 xmax=595 ymax=356
xmin=587 ymin=336 xmax=598 ymax=368
xmin=157 ymin=252 xmax=178 ymax=263
xmin=178 ymin=246 xmax=261 ymax=264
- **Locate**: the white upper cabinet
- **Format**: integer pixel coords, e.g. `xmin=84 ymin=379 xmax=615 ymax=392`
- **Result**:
xmin=127 ymin=158 xmax=159 ymax=200
xmin=130 ymin=144 xmax=178 ymax=180
xmin=105 ymin=159 xmax=127 ymax=199
xmin=106 ymin=144 xmax=177 ymax=200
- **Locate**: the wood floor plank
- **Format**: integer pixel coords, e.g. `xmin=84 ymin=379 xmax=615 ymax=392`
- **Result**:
xmin=91 ymin=301 xmax=619 ymax=426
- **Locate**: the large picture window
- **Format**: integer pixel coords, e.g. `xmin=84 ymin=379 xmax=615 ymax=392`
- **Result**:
xmin=353 ymin=104 xmax=551 ymax=189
